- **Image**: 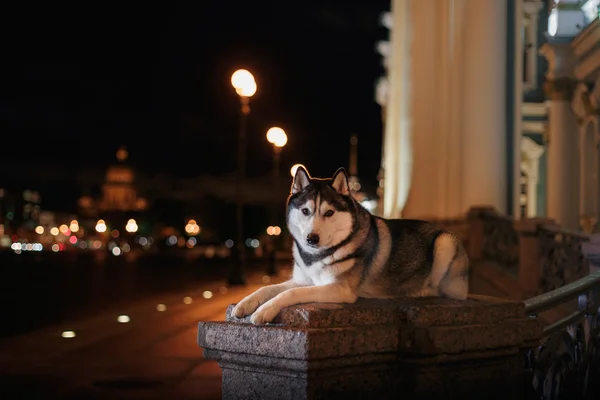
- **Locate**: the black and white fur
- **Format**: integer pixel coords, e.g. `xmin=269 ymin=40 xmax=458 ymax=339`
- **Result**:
xmin=232 ymin=166 xmax=469 ymax=325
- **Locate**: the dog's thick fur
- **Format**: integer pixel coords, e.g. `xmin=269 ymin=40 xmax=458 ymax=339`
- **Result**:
xmin=232 ymin=166 xmax=469 ymax=325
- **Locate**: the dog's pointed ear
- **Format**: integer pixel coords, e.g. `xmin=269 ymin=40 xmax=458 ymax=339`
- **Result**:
xmin=331 ymin=167 xmax=350 ymax=196
xmin=291 ymin=166 xmax=311 ymax=194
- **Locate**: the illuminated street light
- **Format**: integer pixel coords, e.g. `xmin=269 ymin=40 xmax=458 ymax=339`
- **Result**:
xmin=236 ymin=79 xmax=257 ymax=97
xmin=185 ymin=219 xmax=201 ymax=236
xmin=95 ymin=219 xmax=107 ymax=233
xmin=290 ymin=163 xmax=305 ymax=178
xmin=266 ymin=127 xmax=288 ymax=176
xmin=266 ymin=226 xmax=282 ymax=236
xmin=69 ymin=220 xmax=79 ymax=233
xmin=231 ymin=69 xmax=255 ymax=94
xmin=229 ymin=69 xmax=259 ymax=286
xmin=125 ymin=219 xmax=138 ymax=233
xmin=266 ymin=127 xmax=288 ymax=276
xmin=266 ymin=127 xmax=287 ymax=148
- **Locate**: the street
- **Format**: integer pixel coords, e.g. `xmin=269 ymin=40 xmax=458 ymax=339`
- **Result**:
xmin=0 ymin=261 xmax=290 ymax=399
xmin=0 ymin=250 xmax=284 ymax=338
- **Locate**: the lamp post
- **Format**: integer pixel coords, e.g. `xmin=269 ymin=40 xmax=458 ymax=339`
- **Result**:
xmin=229 ymin=69 xmax=257 ymax=286
xmin=266 ymin=127 xmax=287 ymax=275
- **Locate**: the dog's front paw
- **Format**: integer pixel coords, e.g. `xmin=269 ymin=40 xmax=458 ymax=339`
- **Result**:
xmin=232 ymin=298 xmax=259 ymax=318
xmin=250 ymin=304 xmax=279 ymax=325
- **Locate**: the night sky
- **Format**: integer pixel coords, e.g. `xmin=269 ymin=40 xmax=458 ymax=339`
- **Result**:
xmin=1 ymin=1 xmax=389 ymax=200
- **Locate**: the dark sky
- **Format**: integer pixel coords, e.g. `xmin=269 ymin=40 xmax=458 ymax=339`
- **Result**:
xmin=1 ymin=2 xmax=389 ymax=187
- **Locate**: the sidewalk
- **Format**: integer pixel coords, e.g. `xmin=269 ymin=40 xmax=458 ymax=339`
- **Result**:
xmin=0 ymin=268 xmax=290 ymax=399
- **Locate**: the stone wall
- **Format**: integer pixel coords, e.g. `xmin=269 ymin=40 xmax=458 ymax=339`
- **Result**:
xmin=198 ymin=295 xmax=541 ymax=399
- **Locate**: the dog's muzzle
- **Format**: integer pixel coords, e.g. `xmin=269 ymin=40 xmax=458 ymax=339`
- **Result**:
xmin=306 ymin=233 xmax=320 ymax=246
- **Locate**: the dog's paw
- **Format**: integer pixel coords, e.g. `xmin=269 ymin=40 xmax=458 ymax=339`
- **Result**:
xmin=250 ymin=304 xmax=278 ymax=325
xmin=232 ymin=299 xmax=258 ymax=318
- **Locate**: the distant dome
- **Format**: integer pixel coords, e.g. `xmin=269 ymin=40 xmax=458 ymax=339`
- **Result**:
xmin=116 ymin=146 xmax=128 ymax=162
xmin=106 ymin=166 xmax=134 ymax=183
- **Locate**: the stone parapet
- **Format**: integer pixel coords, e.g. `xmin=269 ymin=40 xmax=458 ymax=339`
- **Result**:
xmin=514 ymin=218 xmax=559 ymax=296
xmin=198 ymin=295 xmax=542 ymax=399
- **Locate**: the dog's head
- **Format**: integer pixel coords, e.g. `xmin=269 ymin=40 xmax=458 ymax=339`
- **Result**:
xmin=286 ymin=166 xmax=355 ymax=253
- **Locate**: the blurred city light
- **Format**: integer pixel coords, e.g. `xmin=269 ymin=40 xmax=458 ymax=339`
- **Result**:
xmin=185 ymin=219 xmax=200 ymax=235
xmin=69 ymin=220 xmax=79 ymax=232
xmin=231 ymin=69 xmax=254 ymax=90
xmin=95 ymin=219 xmax=107 ymax=233
xmin=266 ymin=127 xmax=288 ymax=148
xmin=266 ymin=226 xmax=282 ymax=236
xmin=231 ymin=69 xmax=257 ymax=97
xmin=125 ymin=218 xmax=138 ymax=233
xmin=117 ymin=315 xmax=130 ymax=323
xmin=35 ymin=225 xmax=44 ymax=234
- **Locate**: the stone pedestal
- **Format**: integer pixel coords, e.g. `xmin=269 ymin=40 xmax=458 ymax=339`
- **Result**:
xmin=197 ymin=295 xmax=542 ymax=400
xmin=466 ymin=206 xmax=497 ymax=262
xmin=514 ymin=218 xmax=558 ymax=296
xmin=582 ymin=234 xmax=600 ymax=275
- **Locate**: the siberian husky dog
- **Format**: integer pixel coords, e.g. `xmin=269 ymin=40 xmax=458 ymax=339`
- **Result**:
xmin=232 ymin=166 xmax=469 ymax=325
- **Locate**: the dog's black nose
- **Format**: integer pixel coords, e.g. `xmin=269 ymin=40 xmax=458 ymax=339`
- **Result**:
xmin=306 ymin=233 xmax=320 ymax=246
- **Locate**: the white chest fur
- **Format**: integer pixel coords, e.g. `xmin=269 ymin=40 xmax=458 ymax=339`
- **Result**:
xmin=292 ymin=244 xmax=355 ymax=286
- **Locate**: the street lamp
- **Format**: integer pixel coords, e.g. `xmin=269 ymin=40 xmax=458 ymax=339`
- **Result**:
xmin=266 ymin=127 xmax=287 ymax=275
xmin=266 ymin=127 xmax=287 ymax=180
xmin=229 ymin=69 xmax=257 ymax=286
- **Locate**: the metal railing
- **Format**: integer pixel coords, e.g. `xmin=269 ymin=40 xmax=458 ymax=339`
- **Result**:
xmin=523 ymin=270 xmax=600 ymax=399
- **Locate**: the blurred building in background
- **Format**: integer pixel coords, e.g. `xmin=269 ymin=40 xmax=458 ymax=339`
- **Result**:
xmin=376 ymin=0 xmax=600 ymax=232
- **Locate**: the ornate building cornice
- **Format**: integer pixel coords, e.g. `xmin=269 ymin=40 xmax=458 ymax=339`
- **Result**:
xmin=572 ymin=80 xmax=600 ymax=123
xmin=543 ymin=77 xmax=577 ymax=101
xmin=539 ymin=42 xmax=576 ymax=80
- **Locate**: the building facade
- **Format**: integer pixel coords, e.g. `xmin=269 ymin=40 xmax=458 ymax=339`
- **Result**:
xmin=376 ymin=0 xmax=600 ymax=231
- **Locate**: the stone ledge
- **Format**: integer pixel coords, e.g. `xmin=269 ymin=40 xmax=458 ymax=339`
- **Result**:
xmin=224 ymin=294 xmax=524 ymax=328
xmin=198 ymin=295 xmax=541 ymax=359
xmin=197 ymin=295 xmax=543 ymax=399
xmin=198 ymin=318 xmax=540 ymax=360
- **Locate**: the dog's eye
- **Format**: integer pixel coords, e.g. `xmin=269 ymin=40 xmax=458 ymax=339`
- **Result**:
xmin=324 ymin=210 xmax=334 ymax=217
xmin=301 ymin=208 xmax=310 ymax=216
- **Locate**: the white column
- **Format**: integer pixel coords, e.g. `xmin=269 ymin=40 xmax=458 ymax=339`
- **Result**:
xmin=539 ymin=43 xmax=579 ymax=229
xmin=521 ymin=137 xmax=545 ymax=217
xmin=401 ymin=0 xmax=443 ymax=219
xmin=513 ymin=0 xmax=524 ymax=219
xmin=461 ymin=0 xmax=507 ymax=214
xmin=382 ymin=0 xmax=413 ymax=219
xmin=401 ymin=0 xmax=467 ymax=220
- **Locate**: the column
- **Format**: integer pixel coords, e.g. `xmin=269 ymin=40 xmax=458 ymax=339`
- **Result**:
xmin=461 ymin=0 xmax=507 ymax=214
xmin=539 ymin=43 xmax=579 ymax=229
xmin=401 ymin=0 xmax=443 ymax=219
xmin=521 ymin=137 xmax=545 ymax=217
xmin=401 ymin=0 xmax=467 ymax=220
xmin=382 ymin=0 xmax=413 ymax=219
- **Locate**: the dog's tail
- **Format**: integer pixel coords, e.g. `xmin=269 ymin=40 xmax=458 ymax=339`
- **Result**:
xmin=432 ymin=232 xmax=469 ymax=300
